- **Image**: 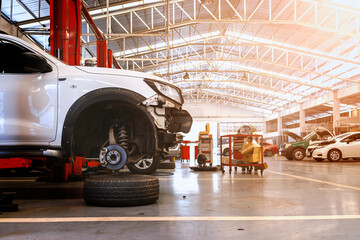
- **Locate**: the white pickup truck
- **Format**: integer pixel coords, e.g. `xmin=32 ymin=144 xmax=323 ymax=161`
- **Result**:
xmin=0 ymin=34 xmax=192 ymax=174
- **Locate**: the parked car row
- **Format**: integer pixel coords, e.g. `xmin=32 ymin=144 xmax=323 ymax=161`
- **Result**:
xmin=279 ymin=127 xmax=333 ymax=161
xmin=280 ymin=128 xmax=360 ymax=162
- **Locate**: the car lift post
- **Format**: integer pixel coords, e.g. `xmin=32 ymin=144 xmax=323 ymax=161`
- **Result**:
xmin=50 ymin=0 xmax=82 ymax=65
xmin=50 ymin=0 xmax=120 ymax=69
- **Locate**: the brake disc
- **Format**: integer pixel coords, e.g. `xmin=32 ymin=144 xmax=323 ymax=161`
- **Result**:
xmin=99 ymin=144 xmax=127 ymax=170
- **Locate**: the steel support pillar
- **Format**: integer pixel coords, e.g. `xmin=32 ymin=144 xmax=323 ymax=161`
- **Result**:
xmin=263 ymin=121 xmax=267 ymax=135
xmin=300 ymin=104 xmax=306 ymax=137
xmin=277 ymin=112 xmax=283 ymax=146
xmin=333 ymin=91 xmax=341 ymax=135
xmin=50 ymin=0 xmax=82 ymax=65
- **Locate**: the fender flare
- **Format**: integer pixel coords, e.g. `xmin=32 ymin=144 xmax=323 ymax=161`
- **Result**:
xmin=61 ymin=88 xmax=157 ymax=155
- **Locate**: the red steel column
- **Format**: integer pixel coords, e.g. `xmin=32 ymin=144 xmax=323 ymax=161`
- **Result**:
xmin=107 ymin=49 xmax=113 ymax=68
xmin=96 ymin=40 xmax=108 ymax=67
xmin=50 ymin=0 xmax=81 ymax=65
xmin=50 ymin=0 xmax=69 ymax=63
xmin=68 ymin=0 xmax=82 ymax=65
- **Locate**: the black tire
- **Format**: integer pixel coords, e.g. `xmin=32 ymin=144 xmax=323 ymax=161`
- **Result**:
xmin=84 ymin=173 xmax=159 ymax=207
xmin=327 ymin=149 xmax=342 ymax=162
xmin=292 ymin=148 xmax=305 ymax=161
xmin=197 ymin=153 xmax=207 ymax=166
xmin=127 ymin=153 xmax=161 ymax=174
xmin=223 ymin=148 xmax=229 ymax=156
xmin=314 ymin=158 xmax=324 ymax=162
xmin=285 ymin=155 xmax=294 ymax=160
xmin=264 ymin=150 xmax=274 ymax=157
xmin=158 ymin=161 xmax=176 ymax=169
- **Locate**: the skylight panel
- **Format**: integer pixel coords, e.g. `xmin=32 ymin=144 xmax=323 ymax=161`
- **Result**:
xmin=2 ymin=0 xmax=34 ymax=22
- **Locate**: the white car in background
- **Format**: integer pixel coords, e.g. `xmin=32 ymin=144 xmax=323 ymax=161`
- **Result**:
xmin=306 ymin=132 xmax=352 ymax=158
xmin=312 ymin=132 xmax=360 ymax=162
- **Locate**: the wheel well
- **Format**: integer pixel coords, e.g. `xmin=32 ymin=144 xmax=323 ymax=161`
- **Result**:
xmin=293 ymin=147 xmax=305 ymax=152
xmin=61 ymin=88 xmax=157 ymax=159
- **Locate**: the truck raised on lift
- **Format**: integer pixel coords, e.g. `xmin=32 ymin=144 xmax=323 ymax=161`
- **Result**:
xmin=0 ymin=34 xmax=192 ymax=176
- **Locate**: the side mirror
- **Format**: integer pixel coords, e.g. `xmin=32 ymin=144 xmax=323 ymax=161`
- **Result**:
xmin=84 ymin=59 xmax=95 ymax=67
xmin=22 ymin=52 xmax=52 ymax=73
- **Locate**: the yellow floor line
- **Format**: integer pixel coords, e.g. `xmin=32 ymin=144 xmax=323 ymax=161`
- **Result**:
xmin=1 ymin=215 xmax=360 ymax=223
xmin=267 ymin=170 xmax=360 ymax=191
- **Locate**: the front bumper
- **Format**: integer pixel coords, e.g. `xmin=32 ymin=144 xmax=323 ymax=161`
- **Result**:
xmin=312 ymin=149 xmax=326 ymax=159
xmin=144 ymin=105 xmax=192 ymax=133
xmin=279 ymin=145 xmax=293 ymax=157
xmin=166 ymin=108 xmax=192 ymax=133
xmin=306 ymin=147 xmax=319 ymax=157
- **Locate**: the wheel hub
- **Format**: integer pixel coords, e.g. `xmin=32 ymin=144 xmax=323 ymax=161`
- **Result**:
xmin=107 ymin=150 xmax=121 ymax=165
xmin=330 ymin=151 xmax=340 ymax=160
xmin=295 ymin=151 xmax=303 ymax=159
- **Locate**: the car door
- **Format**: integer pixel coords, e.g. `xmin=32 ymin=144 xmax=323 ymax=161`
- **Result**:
xmin=340 ymin=133 xmax=360 ymax=158
xmin=0 ymin=38 xmax=58 ymax=144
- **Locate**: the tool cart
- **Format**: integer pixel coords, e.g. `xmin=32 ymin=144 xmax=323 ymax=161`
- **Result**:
xmin=220 ymin=133 xmax=267 ymax=175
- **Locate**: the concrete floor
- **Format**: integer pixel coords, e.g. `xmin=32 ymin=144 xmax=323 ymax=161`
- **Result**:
xmin=1 ymin=156 xmax=360 ymax=239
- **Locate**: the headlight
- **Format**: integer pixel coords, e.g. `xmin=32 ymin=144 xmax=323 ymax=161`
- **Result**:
xmin=145 ymin=79 xmax=183 ymax=104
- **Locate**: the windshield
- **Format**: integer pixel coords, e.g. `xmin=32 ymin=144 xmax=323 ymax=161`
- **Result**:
xmin=331 ymin=133 xmax=352 ymax=141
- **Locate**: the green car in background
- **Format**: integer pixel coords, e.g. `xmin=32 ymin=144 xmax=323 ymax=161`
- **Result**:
xmin=279 ymin=127 xmax=334 ymax=161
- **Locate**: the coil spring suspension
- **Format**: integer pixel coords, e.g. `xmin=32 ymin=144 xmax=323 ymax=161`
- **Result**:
xmin=118 ymin=125 xmax=129 ymax=150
